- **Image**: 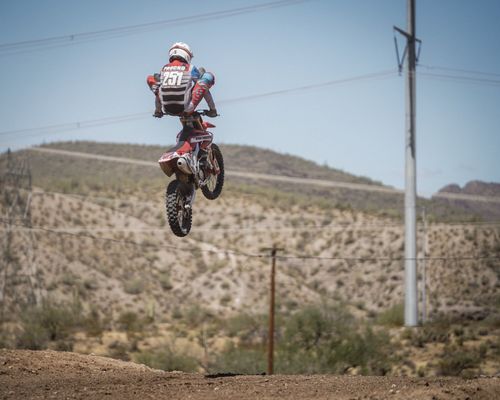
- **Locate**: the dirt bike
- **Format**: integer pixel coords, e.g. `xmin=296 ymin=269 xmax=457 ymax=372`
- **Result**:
xmin=158 ymin=110 xmax=224 ymax=237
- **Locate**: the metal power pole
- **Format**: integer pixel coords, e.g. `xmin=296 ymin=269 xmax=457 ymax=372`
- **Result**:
xmin=395 ymin=0 xmax=419 ymax=327
xmin=404 ymin=0 xmax=418 ymax=327
xmin=263 ymin=244 xmax=283 ymax=375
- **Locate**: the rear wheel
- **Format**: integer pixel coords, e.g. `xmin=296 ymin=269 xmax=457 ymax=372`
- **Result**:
xmin=201 ymin=144 xmax=224 ymax=200
xmin=166 ymin=180 xmax=192 ymax=237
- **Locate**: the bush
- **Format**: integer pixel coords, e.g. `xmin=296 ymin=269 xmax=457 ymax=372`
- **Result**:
xmin=83 ymin=307 xmax=104 ymax=337
xmin=437 ymin=345 xmax=480 ymax=376
xmin=222 ymin=313 xmax=266 ymax=343
xmin=184 ymin=304 xmax=213 ymax=328
xmin=17 ymin=300 xmax=81 ymax=350
xmin=124 ymin=278 xmax=145 ymax=295
xmin=209 ymin=343 xmax=266 ymax=375
xmin=117 ymin=311 xmax=140 ymax=333
xmin=158 ymin=272 xmax=173 ymax=290
xmin=406 ymin=317 xmax=452 ymax=347
xmin=277 ymin=305 xmax=393 ymax=375
xmin=135 ymin=345 xmax=198 ymax=372
xmin=376 ymin=303 xmax=404 ymax=327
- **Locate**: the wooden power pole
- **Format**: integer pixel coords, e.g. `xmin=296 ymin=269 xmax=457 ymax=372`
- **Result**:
xmin=263 ymin=244 xmax=283 ymax=375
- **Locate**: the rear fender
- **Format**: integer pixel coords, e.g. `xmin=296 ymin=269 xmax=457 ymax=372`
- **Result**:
xmin=158 ymin=141 xmax=193 ymax=176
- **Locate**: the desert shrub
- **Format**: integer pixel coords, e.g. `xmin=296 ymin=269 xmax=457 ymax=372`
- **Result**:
xmin=117 ymin=311 xmax=140 ymax=333
xmin=83 ymin=307 xmax=104 ymax=337
xmin=107 ymin=341 xmax=130 ymax=361
xmin=158 ymin=272 xmax=173 ymax=290
xmin=437 ymin=345 xmax=480 ymax=376
xmin=209 ymin=343 xmax=266 ymax=375
xmin=123 ymin=278 xmax=145 ymax=295
xmin=405 ymin=316 xmax=455 ymax=347
xmin=276 ymin=304 xmax=393 ymax=375
xmin=135 ymin=345 xmax=198 ymax=372
xmin=220 ymin=294 xmax=232 ymax=306
xmin=172 ymin=307 xmax=183 ymax=320
xmin=184 ymin=304 xmax=213 ymax=328
xmin=17 ymin=300 xmax=81 ymax=350
xmin=223 ymin=313 xmax=266 ymax=342
xmin=376 ymin=303 xmax=404 ymax=327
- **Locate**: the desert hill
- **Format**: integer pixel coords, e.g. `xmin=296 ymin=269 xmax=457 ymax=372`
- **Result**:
xmin=0 ymin=141 xmax=499 ymax=377
xmin=435 ymin=181 xmax=500 ymax=221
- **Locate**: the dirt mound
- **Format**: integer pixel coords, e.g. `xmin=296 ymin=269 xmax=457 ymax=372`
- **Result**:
xmin=1 ymin=350 xmax=499 ymax=399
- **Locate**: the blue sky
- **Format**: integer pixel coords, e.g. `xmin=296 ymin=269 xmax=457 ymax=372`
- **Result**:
xmin=0 ymin=0 xmax=499 ymax=196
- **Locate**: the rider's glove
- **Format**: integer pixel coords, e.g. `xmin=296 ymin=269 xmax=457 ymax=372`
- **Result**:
xmin=153 ymin=111 xmax=164 ymax=118
xmin=206 ymin=109 xmax=218 ymax=118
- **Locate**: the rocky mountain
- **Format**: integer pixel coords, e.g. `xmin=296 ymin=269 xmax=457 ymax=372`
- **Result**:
xmin=434 ymin=181 xmax=500 ymax=221
xmin=439 ymin=180 xmax=500 ymax=197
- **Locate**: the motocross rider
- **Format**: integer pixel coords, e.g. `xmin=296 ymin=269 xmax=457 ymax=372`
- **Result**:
xmin=146 ymin=42 xmax=217 ymax=119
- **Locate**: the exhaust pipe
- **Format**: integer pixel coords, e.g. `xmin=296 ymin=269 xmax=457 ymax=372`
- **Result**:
xmin=176 ymin=156 xmax=192 ymax=174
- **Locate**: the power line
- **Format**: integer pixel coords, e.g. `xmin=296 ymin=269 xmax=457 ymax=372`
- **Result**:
xmin=36 ymin=146 xmax=500 ymax=204
xmin=419 ymin=71 xmax=500 ymax=87
xmin=0 ymin=69 xmax=398 ymax=140
xmin=9 ymin=186 xmax=500 ymax=229
xmin=4 ymin=219 xmax=499 ymax=263
xmin=0 ymin=218 xmax=263 ymax=259
xmin=0 ymin=0 xmax=311 ymax=56
xmin=6 ymin=146 xmax=500 ymax=204
xmin=25 ymin=188 xmax=500 ymax=227
xmin=4 ymin=224 xmax=500 ymax=233
xmin=419 ymin=64 xmax=500 ymax=78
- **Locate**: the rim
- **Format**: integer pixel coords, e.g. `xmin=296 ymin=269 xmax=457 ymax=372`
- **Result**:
xmin=206 ymin=173 xmax=217 ymax=192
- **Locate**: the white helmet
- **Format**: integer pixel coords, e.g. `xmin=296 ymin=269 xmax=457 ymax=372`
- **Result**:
xmin=169 ymin=42 xmax=193 ymax=63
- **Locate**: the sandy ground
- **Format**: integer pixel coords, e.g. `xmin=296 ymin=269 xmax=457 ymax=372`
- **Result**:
xmin=1 ymin=350 xmax=499 ymax=400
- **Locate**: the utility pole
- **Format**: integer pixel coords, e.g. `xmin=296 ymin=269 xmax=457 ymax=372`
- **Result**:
xmin=263 ymin=244 xmax=284 ymax=375
xmin=394 ymin=0 xmax=420 ymax=327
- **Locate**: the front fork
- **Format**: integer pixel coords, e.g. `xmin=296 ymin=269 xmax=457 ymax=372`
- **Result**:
xmin=176 ymin=172 xmax=197 ymax=211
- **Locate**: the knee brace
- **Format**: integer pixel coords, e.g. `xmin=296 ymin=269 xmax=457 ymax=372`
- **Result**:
xmin=190 ymin=72 xmax=216 ymax=109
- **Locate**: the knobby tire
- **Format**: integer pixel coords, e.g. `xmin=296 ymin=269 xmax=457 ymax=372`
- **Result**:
xmin=201 ymin=143 xmax=224 ymax=200
xmin=166 ymin=179 xmax=192 ymax=237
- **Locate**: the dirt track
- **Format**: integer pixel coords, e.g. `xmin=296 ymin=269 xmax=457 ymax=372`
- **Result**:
xmin=1 ymin=350 xmax=499 ymax=399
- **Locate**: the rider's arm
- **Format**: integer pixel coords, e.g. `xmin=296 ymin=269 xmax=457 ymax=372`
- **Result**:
xmin=146 ymin=73 xmax=161 ymax=92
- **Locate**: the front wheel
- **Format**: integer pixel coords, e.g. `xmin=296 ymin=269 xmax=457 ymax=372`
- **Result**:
xmin=201 ymin=144 xmax=224 ymax=200
xmin=166 ymin=180 xmax=192 ymax=237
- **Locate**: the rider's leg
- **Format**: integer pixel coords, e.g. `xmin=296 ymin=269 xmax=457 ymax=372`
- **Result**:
xmin=186 ymin=72 xmax=215 ymax=113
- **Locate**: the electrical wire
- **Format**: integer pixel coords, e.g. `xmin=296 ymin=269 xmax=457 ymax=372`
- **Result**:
xmin=7 ymin=186 xmax=500 ymax=230
xmin=0 ymin=69 xmax=398 ymax=140
xmin=3 ymin=219 xmax=499 ymax=262
xmin=419 ymin=64 xmax=500 ymax=78
xmin=419 ymin=71 xmax=500 ymax=87
xmin=24 ymin=189 xmax=500 ymax=225
xmin=0 ymin=218 xmax=263 ymax=259
xmin=0 ymin=0 xmax=311 ymax=56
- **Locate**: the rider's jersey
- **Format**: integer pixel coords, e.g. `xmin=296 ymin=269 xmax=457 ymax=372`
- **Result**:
xmin=159 ymin=60 xmax=201 ymax=116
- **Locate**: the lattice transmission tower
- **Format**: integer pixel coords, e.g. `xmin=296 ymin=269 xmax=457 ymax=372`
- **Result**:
xmin=0 ymin=149 xmax=40 ymax=319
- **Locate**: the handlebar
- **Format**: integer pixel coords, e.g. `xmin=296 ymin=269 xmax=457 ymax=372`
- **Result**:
xmin=196 ymin=110 xmax=219 ymax=117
